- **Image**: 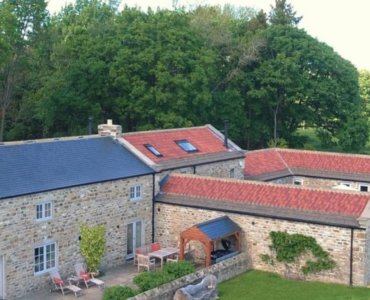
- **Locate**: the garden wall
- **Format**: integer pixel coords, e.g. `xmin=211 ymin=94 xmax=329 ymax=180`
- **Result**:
xmin=128 ymin=252 xmax=250 ymax=300
xmin=155 ymin=203 xmax=368 ymax=287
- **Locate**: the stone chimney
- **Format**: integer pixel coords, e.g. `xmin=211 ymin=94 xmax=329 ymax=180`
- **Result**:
xmin=98 ymin=119 xmax=122 ymax=138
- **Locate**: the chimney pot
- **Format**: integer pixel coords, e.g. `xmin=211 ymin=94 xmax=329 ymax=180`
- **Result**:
xmin=107 ymin=119 xmax=113 ymax=126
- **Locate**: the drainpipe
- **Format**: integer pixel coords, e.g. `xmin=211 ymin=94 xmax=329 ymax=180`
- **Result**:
xmin=88 ymin=116 xmax=93 ymax=135
xmin=152 ymin=173 xmax=155 ymax=243
xmin=193 ymin=165 xmax=196 ymax=174
xmin=350 ymin=228 xmax=354 ymax=286
xmin=224 ymin=120 xmax=229 ymax=149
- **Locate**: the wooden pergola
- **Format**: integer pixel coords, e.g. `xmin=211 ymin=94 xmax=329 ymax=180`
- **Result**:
xmin=179 ymin=216 xmax=241 ymax=267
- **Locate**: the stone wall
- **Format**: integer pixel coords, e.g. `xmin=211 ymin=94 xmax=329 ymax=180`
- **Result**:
xmin=271 ymin=175 xmax=370 ymax=192
xmin=128 ymin=252 xmax=250 ymax=300
xmin=155 ymin=203 xmax=368 ymax=287
xmin=0 ymin=175 xmax=153 ymax=299
xmin=153 ymin=158 xmax=244 ymax=194
xmin=195 ymin=158 xmax=244 ymax=180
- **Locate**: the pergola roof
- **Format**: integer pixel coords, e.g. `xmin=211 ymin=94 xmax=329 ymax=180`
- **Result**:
xmin=194 ymin=216 xmax=241 ymax=241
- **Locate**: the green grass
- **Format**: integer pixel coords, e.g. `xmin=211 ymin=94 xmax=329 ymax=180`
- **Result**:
xmin=218 ymin=271 xmax=370 ymax=300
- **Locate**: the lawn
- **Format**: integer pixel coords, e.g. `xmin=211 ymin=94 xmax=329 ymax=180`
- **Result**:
xmin=218 ymin=271 xmax=370 ymax=300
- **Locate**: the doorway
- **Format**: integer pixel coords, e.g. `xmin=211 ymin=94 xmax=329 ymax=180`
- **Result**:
xmin=127 ymin=221 xmax=143 ymax=259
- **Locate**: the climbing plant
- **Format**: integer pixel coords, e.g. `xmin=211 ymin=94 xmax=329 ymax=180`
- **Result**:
xmin=80 ymin=224 xmax=106 ymax=273
xmin=261 ymin=231 xmax=336 ymax=275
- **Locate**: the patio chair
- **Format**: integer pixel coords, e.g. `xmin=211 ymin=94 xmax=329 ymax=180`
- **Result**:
xmin=74 ymin=263 xmax=105 ymax=289
xmin=134 ymin=246 xmax=144 ymax=265
xmin=50 ymin=270 xmax=82 ymax=297
xmin=150 ymin=242 xmax=161 ymax=252
xmin=137 ymin=254 xmax=156 ymax=272
xmin=166 ymin=254 xmax=179 ymax=263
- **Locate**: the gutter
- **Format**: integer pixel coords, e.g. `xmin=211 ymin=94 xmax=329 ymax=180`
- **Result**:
xmin=350 ymin=228 xmax=354 ymax=286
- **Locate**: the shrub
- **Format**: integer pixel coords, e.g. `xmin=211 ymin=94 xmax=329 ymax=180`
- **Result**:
xmin=103 ymin=286 xmax=136 ymax=300
xmin=80 ymin=224 xmax=106 ymax=272
xmin=134 ymin=271 xmax=174 ymax=292
xmin=162 ymin=260 xmax=195 ymax=278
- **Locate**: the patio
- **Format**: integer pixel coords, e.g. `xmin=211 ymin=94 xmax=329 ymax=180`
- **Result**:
xmin=18 ymin=262 xmax=138 ymax=300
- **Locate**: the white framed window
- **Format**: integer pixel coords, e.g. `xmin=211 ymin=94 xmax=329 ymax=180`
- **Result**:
xmin=359 ymin=184 xmax=369 ymax=192
xmin=34 ymin=242 xmax=56 ymax=274
xmin=293 ymin=178 xmax=303 ymax=185
xmin=130 ymin=185 xmax=142 ymax=201
xmin=36 ymin=202 xmax=52 ymax=221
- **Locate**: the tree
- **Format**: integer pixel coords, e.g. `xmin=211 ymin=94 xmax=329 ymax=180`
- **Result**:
xmin=80 ymin=224 xmax=106 ymax=273
xmin=28 ymin=0 xmax=118 ymax=137
xmin=243 ymin=26 xmax=366 ymax=149
xmin=111 ymin=8 xmax=217 ymax=131
xmin=268 ymin=0 xmax=302 ymax=26
xmin=359 ymin=69 xmax=370 ymax=110
xmin=0 ymin=0 xmax=48 ymax=141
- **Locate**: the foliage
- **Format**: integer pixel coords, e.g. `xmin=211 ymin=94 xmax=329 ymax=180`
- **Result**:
xmin=259 ymin=253 xmax=274 ymax=265
xmin=102 ymin=286 xmax=137 ymax=300
xmin=133 ymin=270 xmax=174 ymax=292
xmin=80 ymin=224 xmax=106 ymax=273
xmin=267 ymin=231 xmax=335 ymax=275
xmin=162 ymin=260 xmax=195 ymax=278
xmin=244 ymin=25 xmax=366 ymax=149
xmin=0 ymin=0 xmax=48 ymax=141
xmin=1 ymin=1 xmax=367 ymax=154
xmin=133 ymin=260 xmax=195 ymax=292
xmin=268 ymin=0 xmax=302 ymax=26
xmin=218 ymin=270 xmax=370 ymax=300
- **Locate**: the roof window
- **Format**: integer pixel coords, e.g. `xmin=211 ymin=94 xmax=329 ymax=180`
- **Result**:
xmin=144 ymin=144 xmax=162 ymax=157
xmin=176 ymin=140 xmax=198 ymax=153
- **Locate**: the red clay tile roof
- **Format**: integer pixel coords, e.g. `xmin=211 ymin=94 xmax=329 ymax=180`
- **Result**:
xmin=162 ymin=174 xmax=370 ymax=217
xmin=123 ymin=126 xmax=228 ymax=162
xmin=245 ymin=148 xmax=370 ymax=177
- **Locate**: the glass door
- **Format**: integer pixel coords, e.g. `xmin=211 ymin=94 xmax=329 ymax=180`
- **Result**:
xmin=127 ymin=221 xmax=143 ymax=259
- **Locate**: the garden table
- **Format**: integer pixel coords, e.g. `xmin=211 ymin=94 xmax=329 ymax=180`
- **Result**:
xmin=148 ymin=247 xmax=178 ymax=269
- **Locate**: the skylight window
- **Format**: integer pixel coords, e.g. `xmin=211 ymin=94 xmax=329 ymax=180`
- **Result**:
xmin=144 ymin=144 xmax=162 ymax=157
xmin=176 ymin=140 xmax=198 ymax=153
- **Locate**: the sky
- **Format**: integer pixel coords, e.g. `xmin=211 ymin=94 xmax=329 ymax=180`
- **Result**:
xmin=47 ymin=0 xmax=370 ymax=70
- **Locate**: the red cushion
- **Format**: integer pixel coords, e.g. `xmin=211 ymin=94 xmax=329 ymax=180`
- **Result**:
xmin=80 ymin=271 xmax=91 ymax=280
xmin=151 ymin=242 xmax=161 ymax=251
xmin=53 ymin=277 xmax=64 ymax=286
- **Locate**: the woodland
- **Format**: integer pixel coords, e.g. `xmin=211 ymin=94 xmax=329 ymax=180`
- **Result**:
xmin=1 ymin=0 xmax=370 ymax=151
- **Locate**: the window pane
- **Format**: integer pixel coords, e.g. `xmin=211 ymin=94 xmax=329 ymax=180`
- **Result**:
xmin=130 ymin=187 xmax=135 ymax=199
xmin=135 ymin=186 xmax=141 ymax=198
xmin=34 ymin=247 xmax=44 ymax=273
xmin=45 ymin=203 xmax=51 ymax=218
xmin=135 ymin=222 xmax=142 ymax=248
xmin=127 ymin=224 xmax=133 ymax=255
xmin=360 ymin=185 xmax=368 ymax=192
xmin=145 ymin=144 xmax=162 ymax=157
xmin=176 ymin=140 xmax=197 ymax=152
xmin=36 ymin=204 xmax=43 ymax=219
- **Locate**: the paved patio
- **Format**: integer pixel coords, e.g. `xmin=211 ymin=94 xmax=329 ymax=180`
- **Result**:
xmin=18 ymin=262 xmax=139 ymax=300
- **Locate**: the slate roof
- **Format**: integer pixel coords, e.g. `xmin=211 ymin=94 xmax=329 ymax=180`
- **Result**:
xmin=0 ymin=136 xmax=154 ymax=199
xmin=196 ymin=216 xmax=241 ymax=240
xmin=157 ymin=174 xmax=370 ymax=227
xmin=121 ymin=125 xmax=245 ymax=171
xmin=245 ymin=148 xmax=370 ymax=182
